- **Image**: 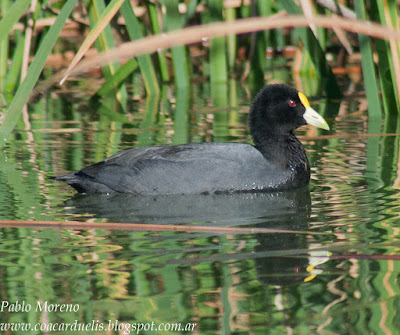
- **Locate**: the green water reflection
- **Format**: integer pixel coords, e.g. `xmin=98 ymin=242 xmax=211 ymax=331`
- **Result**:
xmin=1 ymin=80 xmax=400 ymax=334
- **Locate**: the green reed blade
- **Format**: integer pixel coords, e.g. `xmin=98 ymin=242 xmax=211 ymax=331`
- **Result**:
xmin=371 ymin=0 xmax=400 ymax=116
xmin=137 ymin=94 xmax=160 ymax=147
xmin=257 ymin=1 xmax=272 ymax=40
xmin=248 ymin=32 xmax=267 ymax=91
xmin=366 ymin=116 xmax=383 ymax=189
xmin=208 ymin=0 xmax=227 ymax=84
xmin=250 ymin=0 xmax=272 ymax=90
xmin=281 ymin=0 xmax=341 ymax=98
xmin=87 ymin=0 xmax=116 ymax=74
xmin=0 ymin=0 xmax=30 ymax=45
xmin=162 ymin=0 xmax=190 ymax=88
xmin=60 ymin=0 xmax=124 ymax=85
xmin=170 ymin=47 xmax=190 ymax=88
xmin=227 ymin=79 xmax=239 ymax=136
xmin=96 ymin=59 xmax=138 ymax=96
xmin=120 ymin=0 xmax=160 ymax=95
xmin=210 ymin=37 xmax=227 ymax=83
xmin=0 ymin=0 xmax=77 ymax=148
xmin=371 ymin=0 xmax=400 ymax=175
xmin=152 ymin=86 xmax=168 ymax=144
xmin=238 ymin=0 xmax=270 ymax=91
xmin=225 ymin=6 xmax=236 ymax=71
xmin=314 ymin=1 xmax=327 ymax=50
xmin=298 ymin=67 xmax=322 ymax=96
xmin=87 ymin=0 xmax=127 ymax=104
xmin=173 ymin=87 xmax=191 ymax=145
xmin=373 ymin=39 xmax=398 ymax=117
xmin=5 ymin=31 xmax=24 ymax=97
xmin=184 ymin=0 xmax=198 ymax=21
xmin=147 ymin=2 xmax=170 ymax=82
xmin=354 ymin=1 xmax=382 ymax=118
xmin=211 ymin=82 xmax=229 ymax=142
xmin=0 ymin=0 xmax=9 ymax=93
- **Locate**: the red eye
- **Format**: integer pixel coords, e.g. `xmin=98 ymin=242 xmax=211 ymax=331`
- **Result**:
xmin=289 ymin=100 xmax=296 ymax=107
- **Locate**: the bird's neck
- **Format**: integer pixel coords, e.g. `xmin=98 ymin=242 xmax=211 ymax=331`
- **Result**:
xmin=253 ymin=132 xmax=309 ymax=170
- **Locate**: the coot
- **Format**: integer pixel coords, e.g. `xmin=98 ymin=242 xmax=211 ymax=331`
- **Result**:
xmin=55 ymin=84 xmax=329 ymax=195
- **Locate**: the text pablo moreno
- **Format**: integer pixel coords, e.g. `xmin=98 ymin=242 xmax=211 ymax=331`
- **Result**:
xmin=1 ymin=301 xmax=80 ymax=313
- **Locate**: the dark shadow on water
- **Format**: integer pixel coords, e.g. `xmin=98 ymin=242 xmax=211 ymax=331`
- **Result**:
xmin=254 ymin=228 xmax=311 ymax=286
xmin=62 ymin=188 xmax=311 ymax=226
xmin=63 ymin=188 xmax=316 ymax=286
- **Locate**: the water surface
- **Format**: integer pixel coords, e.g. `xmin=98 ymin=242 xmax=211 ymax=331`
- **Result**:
xmin=1 ymin=81 xmax=399 ymax=334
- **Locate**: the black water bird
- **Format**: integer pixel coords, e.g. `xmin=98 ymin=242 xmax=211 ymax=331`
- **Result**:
xmin=55 ymin=84 xmax=329 ymax=195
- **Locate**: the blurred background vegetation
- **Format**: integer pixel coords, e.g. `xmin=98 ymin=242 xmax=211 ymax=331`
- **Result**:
xmin=0 ymin=0 xmax=400 ymax=146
